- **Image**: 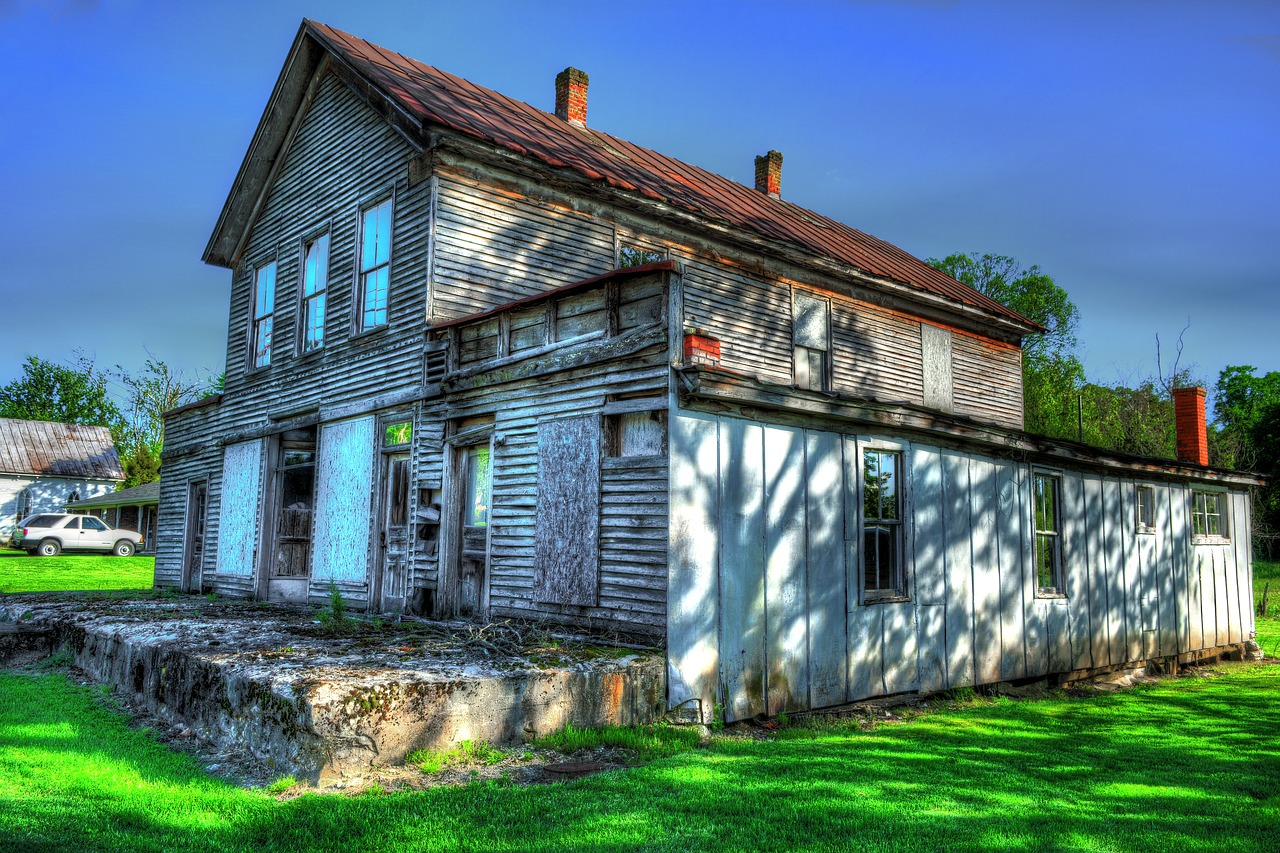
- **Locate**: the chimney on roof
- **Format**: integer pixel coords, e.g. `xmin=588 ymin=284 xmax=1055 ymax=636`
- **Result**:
xmin=555 ymin=67 xmax=589 ymax=127
xmin=1173 ymin=386 xmax=1210 ymax=466
xmin=755 ymin=150 xmax=783 ymax=198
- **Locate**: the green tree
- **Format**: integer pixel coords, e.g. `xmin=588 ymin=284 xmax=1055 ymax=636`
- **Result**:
xmin=1211 ymin=365 xmax=1280 ymax=557
xmin=114 ymin=355 xmax=209 ymax=488
xmin=0 ymin=354 xmax=124 ymax=433
xmin=927 ymin=252 xmax=1084 ymax=437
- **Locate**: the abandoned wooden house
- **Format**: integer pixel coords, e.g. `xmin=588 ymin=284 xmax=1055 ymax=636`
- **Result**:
xmin=157 ymin=20 xmax=1261 ymax=721
xmin=1 ymin=418 xmax=123 ymax=538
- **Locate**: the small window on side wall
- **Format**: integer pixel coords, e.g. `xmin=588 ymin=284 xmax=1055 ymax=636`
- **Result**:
xmin=862 ymin=449 xmax=905 ymax=601
xmin=1033 ymin=473 xmax=1065 ymax=596
xmin=359 ymin=197 xmax=392 ymax=331
xmin=1191 ymin=489 xmax=1229 ymax=540
xmin=1136 ymin=485 xmax=1155 ymax=534
xmin=252 ymin=261 xmax=277 ymax=368
xmin=792 ymin=291 xmax=830 ymax=392
xmin=300 ymin=233 xmax=329 ymax=352
xmin=618 ymin=244 xmax=664 ymax=268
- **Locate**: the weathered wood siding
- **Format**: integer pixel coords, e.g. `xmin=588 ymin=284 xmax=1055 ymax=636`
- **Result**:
xmin=668 ymin=406 xmax=1256 ymax=722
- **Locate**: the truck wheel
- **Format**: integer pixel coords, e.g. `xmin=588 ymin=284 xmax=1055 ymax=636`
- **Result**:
xmin=112 ymin=540 xmax=136 ymax=557
xmin=36 ymin=539 xmax=61 ymax=557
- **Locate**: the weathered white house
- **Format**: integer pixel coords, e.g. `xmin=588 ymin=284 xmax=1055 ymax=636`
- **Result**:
xmin=158 ymin=20 xmax=1261 ymax=721
xmin=1 ymin=418 xmax=123 ymax=538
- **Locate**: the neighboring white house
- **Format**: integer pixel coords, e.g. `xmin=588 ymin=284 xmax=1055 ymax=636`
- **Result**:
xmin=0 ymin=418 xmax=124 ymax=538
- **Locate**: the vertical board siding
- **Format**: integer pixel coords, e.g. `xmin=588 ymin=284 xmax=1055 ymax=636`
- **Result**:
xmin=214 ymin=441 xmax=263 ymax=579
xmin=763 ymin=425 xmax=808 ymax=714
xmin=970 ymin=458 xmax=1001 ymax=685
xmin=911 ymin=445 xmax=947 ymax=693
xmin=312 ymin=416 xmax=376 ymax=588
xmin=718 ymin=418 xmax=767 ymax=721
xmin=996 ymin=461 xmax=1027 ymax=680
xmin=1103 ymin=480 xmax=1127 ymax=665
xmin=805 ymin=431 xmax=847 ymax=708
xmin=942 ymin=451 xmax=975 ymax=688
xmin=1154 ymin=484 xmax=1179 ymax=657
xmin=1061 ymin=472 xmax=1093 ymax=671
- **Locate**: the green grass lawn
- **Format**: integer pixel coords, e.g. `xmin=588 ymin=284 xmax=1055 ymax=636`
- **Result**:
xmin=0 ymin=551 xmax=154 ymax=594
xmin=1254 ymin=559 xmax=1280 ymax=653
xmin=1 ymin=661 xmax=1277 ymax=852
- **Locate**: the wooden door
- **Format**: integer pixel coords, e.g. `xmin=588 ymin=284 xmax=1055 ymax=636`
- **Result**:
xmin=182 ymin=482 xmax=207 ymax=592
xmin=377 ymin=452 xmax=412 ymax=613
xmin=267 ymin=440 xmax=315 ymax=603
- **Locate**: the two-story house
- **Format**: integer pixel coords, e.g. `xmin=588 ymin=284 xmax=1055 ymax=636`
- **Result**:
xmin=158 ymin=20 xmax=1260 ymax=722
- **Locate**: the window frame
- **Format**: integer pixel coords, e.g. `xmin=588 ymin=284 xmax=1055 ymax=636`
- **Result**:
xmin=1135 ymin=484 xmax=1156 ymax=535
xmin=1190 ymin=487 xmax=1230 ymax=543
xmin=858 ymin=438 xmax=909 ymax=604
xmin=1032 ymin=470 xmax=1066 ymax=597
xmin=355 ymin=193 xmax=394 ymax=334
xmin=250 ymin=259 xmax=278 ymax=369
xmin=298 ymin=228 xmax=331 ymax=354
xmin=617 ymin=243 xmax=665 ymax=268
xmin=792 ymin=289 xmax=831 ymax=392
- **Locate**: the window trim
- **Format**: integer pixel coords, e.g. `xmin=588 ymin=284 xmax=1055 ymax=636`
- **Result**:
xmin=250 ymin=259 xmax=278 ymax=370
xmin=792 ymin=288 xmax=832 ymax=392
xmin=355 ymin=192 xmax=394 ymax=334
xmin=1032 ymin=469 xmax=1066 ymax=598
xmin=297 ymin=227 xmax=331 ymax=355
xmin=858 ymin=437 xmax=910 ymax=605
xmin=1135 ymin=484 xmax=1156 ymax=535
xmin=1190 ymin=487 xmax=1230 ymax=544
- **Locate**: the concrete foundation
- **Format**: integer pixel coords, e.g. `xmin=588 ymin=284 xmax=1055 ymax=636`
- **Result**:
xmin=0 ymin=595 xmax=666 ymax=783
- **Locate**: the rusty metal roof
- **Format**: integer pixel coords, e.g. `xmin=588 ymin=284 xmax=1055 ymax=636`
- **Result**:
xmin=0 ymin=418 xmax=124 ymax=480
xmin=301 ymin=20 xmax=1037 ymax=331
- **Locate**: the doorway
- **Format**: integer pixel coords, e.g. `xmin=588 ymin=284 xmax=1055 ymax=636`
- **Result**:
xmin=182 ymin=481 xmax=207 ymax=593
xmin=266 ymin=428 xmax=316 ymax=602
xmin=455 ymin=442 xmax=492 ymax=618
xmin=372 ymin=417 xmax=414 ymax=613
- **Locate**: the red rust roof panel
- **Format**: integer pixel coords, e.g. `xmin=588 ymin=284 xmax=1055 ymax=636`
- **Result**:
xmin=305 ymin=20 xmax=1036 ymax=330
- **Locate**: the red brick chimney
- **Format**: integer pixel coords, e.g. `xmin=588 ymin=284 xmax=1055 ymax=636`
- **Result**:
xmin=555 ymin=67 xmax=589 ymax=127
xmin=755 ymin=150 xmax=783 ymax=198
xmin=1173 ymin=386 xmax=1209 ymax=466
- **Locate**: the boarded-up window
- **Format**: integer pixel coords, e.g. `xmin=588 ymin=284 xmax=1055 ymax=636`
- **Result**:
xmin=312 ymin=416 xmax=376 ymax=584
xmin=607 ymin=410 xmax=667 ymax=458
xmin=215 ymin=440 xmax=264 ymax=577
xmin=792 ymin=291 xmax=830 ymax=391
xmin=921 ymin=324 xmax=954 ymax=413
xmin=534 ymin=415 xmax=601 ymax=606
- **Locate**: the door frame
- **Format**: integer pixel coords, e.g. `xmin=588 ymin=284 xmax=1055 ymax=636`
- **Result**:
xmin=181 ymin=479 xmax=208 ymax=593
xmin=438 ymin=424 xmax=494 ymax=619
xmin=370 ymin=413 xmax=415 ymax=613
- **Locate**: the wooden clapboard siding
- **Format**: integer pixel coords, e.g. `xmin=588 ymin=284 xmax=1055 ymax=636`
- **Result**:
xmin=681 ymin=261 xmax=793 ymax=387
xmin=832 ymin=299 xmax=927 ymax=406
xmin=951 ymin=333 xmax=1023 ymax=428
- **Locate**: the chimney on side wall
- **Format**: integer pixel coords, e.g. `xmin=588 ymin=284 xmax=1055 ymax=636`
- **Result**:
xmin=555 ymin=67 xmax=589 ymax=127
xmin=755 ymin=150 xmax=783 ymax=198
xmin=1173 ymin=386 xmax=1210 ymax=466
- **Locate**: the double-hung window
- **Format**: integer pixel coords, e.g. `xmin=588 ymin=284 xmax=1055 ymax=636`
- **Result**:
xmin=252 ymin=261 xmax=277 ymax=368
xmin=1191 ymin=489 xmax=1229 ymax=540
xmin=862 ymin=448 xmax=905 ymax=601
xmin=1033 ymin=473 xmax=1064 ymax=595
xmin=358 ymin=198 xmax=392 ymax=331
xmin=300 ymin=233 xmax=329 ymax=352
xmin=793 ymin=291 xmax=831 ymax=391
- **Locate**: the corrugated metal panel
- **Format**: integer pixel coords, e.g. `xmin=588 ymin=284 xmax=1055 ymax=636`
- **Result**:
xmin=0 ymin=418 xmax=123 ymax=479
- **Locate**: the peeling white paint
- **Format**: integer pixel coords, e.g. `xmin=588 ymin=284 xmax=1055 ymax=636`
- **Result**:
xmin=312 ymin=416 xmax=375 ymax=584
xmin=215 ymin=440 xmax=264 ymax=577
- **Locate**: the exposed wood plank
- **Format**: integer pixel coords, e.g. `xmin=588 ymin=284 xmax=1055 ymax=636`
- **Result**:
xmin=942 ymin=450 xmax=974 ymax=688
xmin=718 ymin=418 xmax=767 ymax=722
xmin=533 ymin=415 xmax=601 ymax=606
xmin=805 ymin=430 xmax=847 ymax=708
xmin=763 ymin=424 xmax=808 ymax=715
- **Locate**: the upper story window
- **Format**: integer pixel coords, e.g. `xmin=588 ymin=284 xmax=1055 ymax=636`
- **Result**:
xmin=1136 ymin=485 xmax=1156 ymax=534
xmin=252 ymin=261 xmax=277 ymax=368
xmin=792 ymin=291 xmax=830 ymax=391
xmin=1191 ymin=489 xmax=1229 ymax=540
xmin=619 ymin=244 xmax=664 ymax=268
xmin=862 ymin=448 xmax=905 ymax=602
xmin=300 ymin=233 xmax=329 ymax=352
xmin=359 ymin=197 xmax=393 ymax=331
xmin=1033 ymin=472 xmax=1065 ymax=596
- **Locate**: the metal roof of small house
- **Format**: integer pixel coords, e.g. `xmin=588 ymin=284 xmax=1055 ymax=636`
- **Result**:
xmin=67 ymin=481 xmax=160 ymax=509
xmin=0 ymin=418 xmax=124 ymax=480
xmin=206 ymin=20 xmax=1039 ymax=334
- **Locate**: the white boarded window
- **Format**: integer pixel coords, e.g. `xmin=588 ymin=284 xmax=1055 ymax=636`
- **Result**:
xmin=312 ymin=416 xmax=377 ymax=584
xmin=215 ymin=440 xmax=264 ymax=577
xmin=792 ymin=291 xmax=830 ymax=391
xmin=921 ymin=324 xmax=954 ymax=413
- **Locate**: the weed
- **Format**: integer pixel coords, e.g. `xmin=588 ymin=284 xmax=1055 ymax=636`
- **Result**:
xmin=316 ymin=581 xmax=355 ymax=636
xmin=776 ymin=711 xmax=790 ymax=727
xmin=205 ymin=592 xmax=218 ymax=603
xmin=408 ymin=739 xmax=505 ymax=774
xmin=533 ymin=722 xmax=701 ymax=761
xmin=363 ymin=782 xmax=385 ymax=796
xmin=36 ymin=643 xmax=75 ymax=671
xmin=266 ymin=776 xmax=296 ymax=795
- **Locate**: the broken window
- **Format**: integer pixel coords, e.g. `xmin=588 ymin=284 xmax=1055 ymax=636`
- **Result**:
xmin=606 ymin=410 xmax=667 ymax=458
xmin=300 ymin=233 xmax=329 ymax=352
xmin=1034 ymin=473 xmax=1065 ymax=595
xmin=1191 ymin=489 xmax=1228 ymax=540
xmin=359 ymin=197 xmax=392 ymax=331
xmin=792 ymin=291 xmax=830 ymax=391
xmin=252 ymin=261 xmax=277 ymax=368
xmin=862 ymin=449 xmax=905 ymax=601
xmin=618 ymin=244 xmax=664 ymax=268
xmin=1136 ymin=485 xmax=1155 ymax=534
xmin=383 ymin=421 xmax=413 ymax=448
xmin=463 ymin=445 xmax=491 ymax=527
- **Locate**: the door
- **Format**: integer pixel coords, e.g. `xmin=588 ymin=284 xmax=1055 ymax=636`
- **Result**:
xmin=376 ymin=452 xmax=412 ymax=613
xmin=79 ymin=515 xmax=113 ymax=549
xmin=267 ymin=431 xmax=315 ymax=603
xmin=457 ymin=443 xmax=492 ymax=618
xmin=182 ymin=482 xmax=207 ymax=592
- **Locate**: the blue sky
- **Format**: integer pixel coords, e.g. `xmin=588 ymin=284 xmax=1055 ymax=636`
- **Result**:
xmin=1 ymin=0 xmax=1276 ymax=408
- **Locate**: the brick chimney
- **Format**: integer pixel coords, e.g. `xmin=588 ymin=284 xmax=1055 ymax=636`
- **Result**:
xmin=1173 ymin=386 xmax=1209 ymax=466
xmin=755 ymin=150 xmax=783 ymax=198
xmin=555 ymin=67 xmax=589 ymax=127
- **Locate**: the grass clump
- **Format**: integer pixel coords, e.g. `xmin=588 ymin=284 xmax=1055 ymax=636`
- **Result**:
xmin=316 ymin=580 xmax=357 ymax=637
xmin=533 ymin=722 xmax=702 ymax=760
xmin=407 ymin=739 xmax=505 ymax=774
xmin=265 ymin=775 xmax=296 ymax=795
